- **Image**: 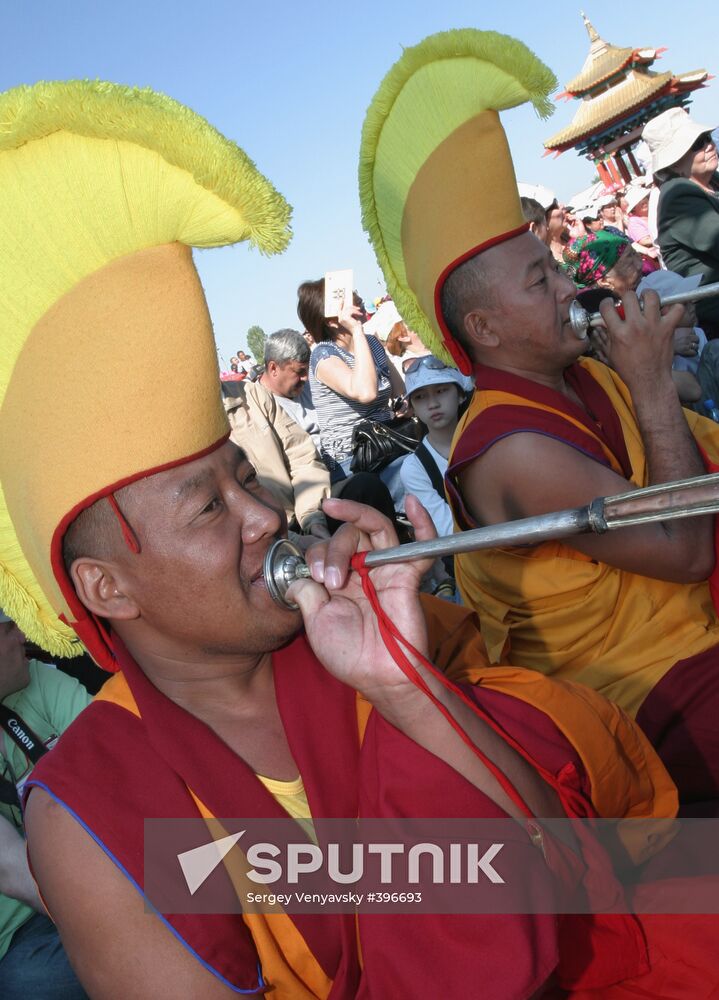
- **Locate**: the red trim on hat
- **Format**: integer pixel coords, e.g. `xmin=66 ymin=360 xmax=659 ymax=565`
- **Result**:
xmin=52 ymin=431 xmax=231 ymax=672
xmin=433 ymin=221 xmax=530 ymax=376
xmin=106 ymin=493 xmax=141 ymax=554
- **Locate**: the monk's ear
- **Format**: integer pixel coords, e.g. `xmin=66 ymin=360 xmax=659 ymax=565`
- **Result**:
xmin=69 ymin=559 xmax=140 ymax=621
xmin=462 ymin=307 xmax=500 ymax=349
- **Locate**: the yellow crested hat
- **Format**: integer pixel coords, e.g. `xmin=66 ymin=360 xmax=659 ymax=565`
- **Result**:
xmin=0 ymin=80 xmax=291 ymax=668
xmin=359 ymin=29 xmax=556 ymax=374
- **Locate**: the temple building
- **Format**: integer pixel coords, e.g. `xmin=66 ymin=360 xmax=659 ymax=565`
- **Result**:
xmin=544 ymin=12 xmax=710 ymax=190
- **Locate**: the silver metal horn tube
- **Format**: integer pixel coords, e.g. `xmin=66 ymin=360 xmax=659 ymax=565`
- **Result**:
xmin=568 ymin=280 xmax=719 ymax=339
xmin=263 ymin=472 xmax=719 ymax=610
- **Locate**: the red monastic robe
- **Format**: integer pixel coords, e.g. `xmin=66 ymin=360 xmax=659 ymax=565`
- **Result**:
xmin=24 ymin=599 xmax=719 ymax=997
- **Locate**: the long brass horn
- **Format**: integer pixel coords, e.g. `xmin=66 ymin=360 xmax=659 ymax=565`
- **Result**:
xmin=263 ymin=473 xmax=719 ymax=609
xmin=569 ymin=281 xmax=719 ymax=339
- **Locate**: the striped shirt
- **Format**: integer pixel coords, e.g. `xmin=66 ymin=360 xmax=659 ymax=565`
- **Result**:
xmin=309 ymin=335 xmax=393 ymax=469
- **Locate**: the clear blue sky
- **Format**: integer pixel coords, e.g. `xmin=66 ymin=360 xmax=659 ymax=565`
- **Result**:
xmin=3 ymin=1 xmax=717 ymax=365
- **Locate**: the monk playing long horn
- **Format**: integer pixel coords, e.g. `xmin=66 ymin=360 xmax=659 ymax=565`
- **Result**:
xmin=359 ymin=27 xmax=719 ymax=813
xmin=2 ymin=46 xmax=718 ymax=1000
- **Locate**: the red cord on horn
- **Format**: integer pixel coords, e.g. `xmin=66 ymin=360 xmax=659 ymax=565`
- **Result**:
xmin=350 ymin=551 xmax=579 ymax=820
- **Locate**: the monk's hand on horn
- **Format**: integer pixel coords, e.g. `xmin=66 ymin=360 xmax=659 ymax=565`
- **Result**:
xmin=286 ymin=495 xmax=436 ymax=705
xmin=600 ymin=289 xmax=683 ymax=391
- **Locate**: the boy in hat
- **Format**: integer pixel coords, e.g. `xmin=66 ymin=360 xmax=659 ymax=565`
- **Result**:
xmin=638 ymin=270 xmax=705 ymax=376
xmin=400 ymin=356 xmax=470 ymax=539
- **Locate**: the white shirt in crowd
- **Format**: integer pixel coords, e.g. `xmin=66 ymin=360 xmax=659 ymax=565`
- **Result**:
xmin=399 ymin=438 xmax=454 ymax=538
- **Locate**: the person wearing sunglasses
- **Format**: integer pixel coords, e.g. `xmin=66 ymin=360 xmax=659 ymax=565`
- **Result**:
xmin=643 ymin=108 xmax=719 ymax=337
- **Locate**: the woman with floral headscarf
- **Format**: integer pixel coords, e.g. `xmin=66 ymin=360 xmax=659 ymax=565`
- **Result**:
xmin=562 ymin=229 xmax=643 ymax=295
xmin=563 ymin=231 xmax=634 ymax=368
xmin=565 ymin=231 xmax=702 ymax=403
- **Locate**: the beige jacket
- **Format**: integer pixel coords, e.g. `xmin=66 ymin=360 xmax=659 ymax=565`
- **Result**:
xmin=223 ymin=380 xmax=330 ymax=531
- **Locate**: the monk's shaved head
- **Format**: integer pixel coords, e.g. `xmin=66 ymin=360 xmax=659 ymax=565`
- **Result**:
xmin=440 ymin=252 xmax=496 ymax=348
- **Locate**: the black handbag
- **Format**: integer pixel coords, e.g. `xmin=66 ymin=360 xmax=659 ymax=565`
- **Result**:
xmin=350 ymin=416 xmax=423 ymax=474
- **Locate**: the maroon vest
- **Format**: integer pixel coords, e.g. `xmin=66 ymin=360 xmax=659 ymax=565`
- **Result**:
xmin=26 ymin=631 xmax=648 ymax=994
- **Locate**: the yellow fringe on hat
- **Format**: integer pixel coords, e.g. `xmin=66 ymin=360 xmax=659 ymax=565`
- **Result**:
xmin=0 ymin=80 xmax=291 ymax=256
xmin=0 ymin=79 xmax=292 ymax=656
xmin=359 ymin=29 xmax=556 ymax=358
xmin=0 ymin=80 xmax=291 ymax=412
xmin=0 ymin=494 xmax=81 ymax=656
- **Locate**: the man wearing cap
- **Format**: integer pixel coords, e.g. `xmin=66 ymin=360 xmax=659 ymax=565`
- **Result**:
xmin=359 ymin=27 xmax=719 ymax=809
xmin=643 ymin=107 xmax=719 ymax=336
xmin=1 ymin=67 xmax=703 ymax=999
xmin=0 ymin=610 xmax=89 ymax=998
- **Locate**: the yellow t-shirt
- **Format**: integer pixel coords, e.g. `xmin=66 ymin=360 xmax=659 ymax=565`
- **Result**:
xmin=256 ymin=773 xmax=311 ymax=823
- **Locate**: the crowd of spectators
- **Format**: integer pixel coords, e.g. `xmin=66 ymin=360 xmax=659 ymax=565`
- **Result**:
xmin=517 ymin=107 xmax=719 ymax=416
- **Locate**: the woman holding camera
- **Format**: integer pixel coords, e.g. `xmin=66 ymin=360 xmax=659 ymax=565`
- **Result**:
xmin=297 ymin=279 xmax=406 ymax=506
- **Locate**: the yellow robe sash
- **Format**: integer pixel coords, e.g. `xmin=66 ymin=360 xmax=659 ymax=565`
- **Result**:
xmin=449 ymin=359 xmax=719 ymax=716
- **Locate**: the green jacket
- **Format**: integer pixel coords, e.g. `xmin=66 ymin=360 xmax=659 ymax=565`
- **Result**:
xmin=658 ymin=172 xmax=719 ymax=330
xmin=0 ymin=661 xmax=90 ymax=960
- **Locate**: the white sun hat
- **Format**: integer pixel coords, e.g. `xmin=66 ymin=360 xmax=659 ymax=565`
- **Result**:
xmin=363 ymin=300 xmax=403 ymax=341
xmin=596 ymin=193 xmax=618 ymax=209
xmin=624 ymin=184 xmax=651 ymax=214
xmin=637 ymin=269 xmax=702 ymax=299
xmin=642 ymin=107 xmax=716 ymax=174
xmin=575 ymin=203 xmax=600 ymax=220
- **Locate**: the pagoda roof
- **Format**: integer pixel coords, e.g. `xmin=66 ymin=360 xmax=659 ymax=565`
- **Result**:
xmin=564 ymin=13 xmax=654 ymax=94
xmin=566 ymin=46 xmax=635 ymax=95
xmin=545 ymin=68 xmax=699 ymax=152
